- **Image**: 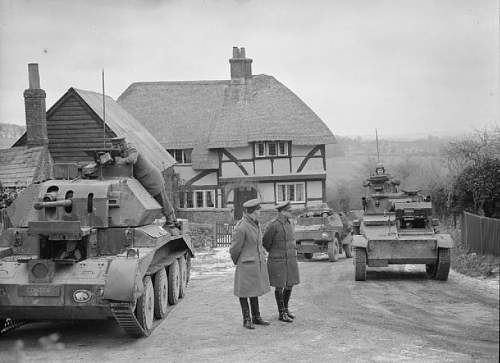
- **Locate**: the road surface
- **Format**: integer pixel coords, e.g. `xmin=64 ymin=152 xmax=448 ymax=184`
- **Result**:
xmin=1 ymin=249 xmax=498 ymax=362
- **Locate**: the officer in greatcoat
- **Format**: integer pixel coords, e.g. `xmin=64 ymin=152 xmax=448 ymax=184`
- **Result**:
xmin=230 ymin=199 xmax=271 ymax=329
xmin=111 ymin=137 xmax=179 ymax=233
xmin=263 ymin=201 xmax=300 ymax=322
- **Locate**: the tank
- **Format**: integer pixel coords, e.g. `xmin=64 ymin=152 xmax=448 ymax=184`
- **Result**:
xmin=352 ymin=163 xmax=453 ymax=281
xmin=0 ymin=149 xmax=194 ymax=338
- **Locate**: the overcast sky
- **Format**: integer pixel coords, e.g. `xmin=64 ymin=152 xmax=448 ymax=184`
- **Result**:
xmin=0 ymin=0 xmax=498 ymax=138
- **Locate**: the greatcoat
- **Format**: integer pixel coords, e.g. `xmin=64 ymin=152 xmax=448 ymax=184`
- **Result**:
xmin=230 ymin=215 xmax=270 ymax=298
xmin=263 ymin=214 xmax=300 ymax=287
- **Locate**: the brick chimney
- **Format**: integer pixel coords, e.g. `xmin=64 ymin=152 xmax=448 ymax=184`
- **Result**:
xmin=24 ymin=63 xmax=48 ymax=147
xmin=229 ymin=46 xmax=252 ymax=80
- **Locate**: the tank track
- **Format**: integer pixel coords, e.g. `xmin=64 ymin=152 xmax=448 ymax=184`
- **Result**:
xmin=110 ymin=302 xmax=168 ymax=338
xmin=0 ymin=318 xmax=28 ymax=336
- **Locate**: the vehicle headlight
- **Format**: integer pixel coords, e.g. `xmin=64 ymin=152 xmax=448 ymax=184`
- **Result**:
xmin=73 ymin=289 xmax=92 ymax=303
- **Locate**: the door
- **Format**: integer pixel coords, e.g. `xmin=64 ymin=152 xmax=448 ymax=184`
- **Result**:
xmin=233 ymin=187 xmax=257 ymax=220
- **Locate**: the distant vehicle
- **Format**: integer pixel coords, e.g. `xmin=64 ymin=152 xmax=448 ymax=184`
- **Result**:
xmin=0 ymin=148 xmax=194 ymax=338
xmin=295 ymin=203 xmax=353 ymax=261
xmin=352 ymin=163 xmax=453 ymax=281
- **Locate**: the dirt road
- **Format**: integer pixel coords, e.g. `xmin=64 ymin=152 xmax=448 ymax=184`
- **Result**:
xmin=1 ymin=249 xmax=498 ymax=362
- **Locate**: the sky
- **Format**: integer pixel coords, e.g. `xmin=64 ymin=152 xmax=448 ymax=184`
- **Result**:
xmin=0 ymin=0 xmax=498 ymax=138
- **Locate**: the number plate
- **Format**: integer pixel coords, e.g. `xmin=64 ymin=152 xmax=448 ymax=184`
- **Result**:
xmin=18 ymin=285 xmax=61 ymax=297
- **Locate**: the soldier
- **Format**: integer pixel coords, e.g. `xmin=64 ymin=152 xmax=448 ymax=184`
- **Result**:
xmin=111 ymin=137 xmax=179 ymax=233
xmin=230 ymin=199 xmax=271 ymax=329
xmin=263 ymin=201 xmax=300 ymax=323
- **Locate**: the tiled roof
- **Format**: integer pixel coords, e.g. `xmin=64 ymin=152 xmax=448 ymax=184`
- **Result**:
xmin=118 ymin=75 xmax=336 ymax=169
xmin=0 ymin=145 xmax=52 ymax=188
xmin=72 ymin=88 xmax=176 ymax=171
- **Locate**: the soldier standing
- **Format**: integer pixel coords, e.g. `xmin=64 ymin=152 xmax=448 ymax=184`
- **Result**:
xmin=111 ymin=137 xmax=179 ymax=232
xmin=230 ymin=199 xmax=271 ymax=329
xmin=263 ymin=201 xmax=300 ymax=323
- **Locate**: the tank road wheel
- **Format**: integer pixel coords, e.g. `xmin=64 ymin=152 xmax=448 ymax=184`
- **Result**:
xmin=343 ymin=244 xmax=353 ymax=258
xmin=178 ymin=255 xmax=188 ymax=299
xmin=136 ymin=275 xmax=154 ymax=334
xmin=168 ymin=261 xmax=180 ymax=305
xmin=327 ymin=238 xmax=340 ymax=262
xmin=153 ymin=268 xmax=169 ymax=319
xmin=354 ymin=247 xmax=367 ymax=281
xmin=303 ymin=253 xmax=313 ymax=260
xmin=435 ymin=248 xmax=451 ymax=281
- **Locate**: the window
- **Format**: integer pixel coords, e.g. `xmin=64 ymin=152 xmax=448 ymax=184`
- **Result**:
xmin=167 ymin=149 xmax=192 ymax=164
xmin=179 ymin=189 xmax=219 ymax=209
xmin=276 ymin=182 xmax=305 ymax=203
xmin=254 ymin=141 xmax=289 ymax=157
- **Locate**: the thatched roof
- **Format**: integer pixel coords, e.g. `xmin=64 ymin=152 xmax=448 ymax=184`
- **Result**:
xmin=0 ymin=145 xmax=52 ymax=188
xmin=118 ymin=74 xmax=336 ymax=170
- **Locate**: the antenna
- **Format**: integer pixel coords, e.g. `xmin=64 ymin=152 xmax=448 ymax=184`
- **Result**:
xmin=102 ymin=69 xmax=106 ymax=149
xmin=375 ymin=128 xmax=380 ymax=162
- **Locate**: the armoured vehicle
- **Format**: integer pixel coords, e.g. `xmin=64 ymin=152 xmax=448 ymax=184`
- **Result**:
xmin=0 ymin=149 xmax=194 ymax=338
xmin=295 ymin=204 xmax=353 ymax=261
xmin=352 ymin=163 xmax=453 ymax=281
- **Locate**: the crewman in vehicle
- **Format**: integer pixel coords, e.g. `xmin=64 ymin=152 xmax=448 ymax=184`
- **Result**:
xmin=111 ymin=137 xmax=179 ymax=233
xmin=263 ymin=201 xmax=300 ymax=322
xmin=230 ymin=199 xmax=271 ymax=329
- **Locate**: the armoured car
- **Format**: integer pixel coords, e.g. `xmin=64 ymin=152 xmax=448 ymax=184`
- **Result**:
xmin=0 ymin=149 xmax=193 ymax=338
xmin=352 ymin=164 xmax=452 ymax=281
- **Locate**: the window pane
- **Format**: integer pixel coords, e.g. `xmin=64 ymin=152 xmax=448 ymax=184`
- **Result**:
xmin=256 ymin=143 xmax=265 ymax=156
xmin=277 ymin=184 xmax=285 ymax=202
xmin=196 ymin=191 xmax=204 ymax=208
xmin=295 ymin=183 xmax=304 ymax=201
xmin=184 ymin=149 xmax=192 ymax=163
xmin=186 ymin=192 xmax=193 ymax=208
xmin=288 ymin=184 xmax=295 ymax=201
xmin=179 ymin=191 xmax=185 ymax=208
xmin=268 ymin=142 xmax=277 ymax=156
xmin=279 ymin=142 xmax=287 ymax=155
xmin=168 ymin=149 xmax=175 ymax=158
xmin=206 ymin=191 xmax=214 ymax=207
xmin=174 ymin=150 xmax=183 ymax=163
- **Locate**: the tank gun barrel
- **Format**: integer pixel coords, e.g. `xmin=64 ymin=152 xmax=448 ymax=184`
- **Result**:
xmin=34 ymin=199 xmax=72 ymax=210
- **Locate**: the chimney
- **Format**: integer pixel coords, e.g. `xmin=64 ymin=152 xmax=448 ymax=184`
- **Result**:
xmin=229 ymin=46 xmax=253 ymax=80
xmin=24 ymin=63 xmax=48 ymax=147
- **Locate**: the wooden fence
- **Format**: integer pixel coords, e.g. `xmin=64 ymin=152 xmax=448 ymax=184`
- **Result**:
xmin=462 ymin=212 xmax=500 ymax=256
xmin=215 ymin=221 xmax=236 ymax=247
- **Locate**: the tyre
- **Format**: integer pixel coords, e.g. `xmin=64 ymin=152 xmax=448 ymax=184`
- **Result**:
xmin=168 ymin=260 xmax=180 ymax=305
xmin=354 ymin=247 xmax=367 ymax=281
xmin=136 ymin=275 xmax=154 ymax=333
xmin=186 ymin=254 xmax=192 ymax=284
xmin=303 ymin=253 xmax=313 ymax=259
xmin=327 ymin=238 xmax=340 ymax=262
xmin=178 ymin=256 xmax=187 ymax=299
xmin=343 ymin=244 xmax=352 ymax=258
xmin=425 ymin=263 xmax=437 ymax=278
xmin=153 ymin=268 xmax=169 ymax=319
xmin=435 ymin=248 xmax=450 ymax=281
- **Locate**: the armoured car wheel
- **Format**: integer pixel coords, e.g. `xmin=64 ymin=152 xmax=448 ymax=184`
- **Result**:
xmin=153 ymin=268 xmax=169 ymax=319
xmin=178 ymin=256 xmax=187 ymax=299
xmin=327 ymin=238 xmax=340 ymax=262
xmin=303 ymin=253 xmax=313 ymax=259
xmin=168 ymin=261 xmax=180 ymax=305
xmin=136 ymin=275 xmax=154 ymax=333
xmin=354 ymin=247 xmax=367 ymax=281
xmin=343 ymin=244 xmax=352 ymax=258
xmin=435 ymin=248 xmax=450 ymax=281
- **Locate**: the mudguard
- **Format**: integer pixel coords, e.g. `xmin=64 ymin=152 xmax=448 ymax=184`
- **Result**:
xmin=352 ymin=234 xmax=368 ymax=248
xmin=103 ymin=258 xmax=142 ymax=302
xmin=436 ymin=234 xmax=454 ymax=248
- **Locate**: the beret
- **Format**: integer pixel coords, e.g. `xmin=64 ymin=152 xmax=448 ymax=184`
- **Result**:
xmin=276 ymin=200 xmax=291 ymax=211
xmin=243 ymin=198 xmax=260 ymax=208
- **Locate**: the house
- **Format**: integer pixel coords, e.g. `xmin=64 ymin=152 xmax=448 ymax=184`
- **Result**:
xmin=118 ymin=47 xmax=336 ymax=221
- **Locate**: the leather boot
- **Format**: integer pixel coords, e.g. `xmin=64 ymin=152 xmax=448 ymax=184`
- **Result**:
xmin=250 ymin=297 xmax=270 ymax=326
xmin=283 ymin=288 xmax=295 ymax=319
xmin=239 ymin=298 xmax=254 ymax=329
xmin=274 ymin=289 xmax=292 ymax=323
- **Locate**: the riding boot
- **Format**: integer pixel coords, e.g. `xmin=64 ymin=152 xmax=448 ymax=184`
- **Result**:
xmin=283 ymin=288 xmax=295 ymax=319
xmin=239 ymin=298 xmax=254 ymax=329
xmin=250 ymin=297 xmax=270 ymax=326
xmin=274 ymin=289 xmax=292 ymax=323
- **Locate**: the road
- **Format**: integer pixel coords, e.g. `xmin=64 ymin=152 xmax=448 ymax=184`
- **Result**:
xmin=1 ymin=249 xmax=498 ymax=363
